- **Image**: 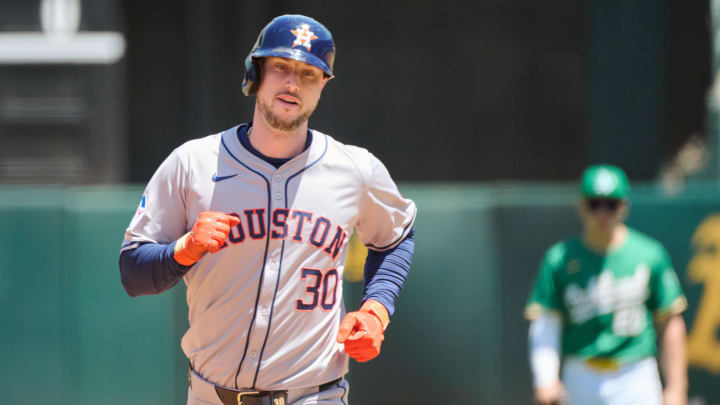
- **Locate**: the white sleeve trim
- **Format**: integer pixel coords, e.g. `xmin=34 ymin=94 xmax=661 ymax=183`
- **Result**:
xmin=529 ymin=310 xmax=562 ymax=388
xmin=119 ymin=242 xmax=141 ymax=253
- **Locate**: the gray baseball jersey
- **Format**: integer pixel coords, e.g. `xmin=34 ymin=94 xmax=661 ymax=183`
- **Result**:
xmin=121 ymin=124 xmax=417 ymax=391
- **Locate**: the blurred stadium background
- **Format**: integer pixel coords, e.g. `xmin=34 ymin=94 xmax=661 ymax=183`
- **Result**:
xmin=1 ymin=0 xmax=720 ymax=404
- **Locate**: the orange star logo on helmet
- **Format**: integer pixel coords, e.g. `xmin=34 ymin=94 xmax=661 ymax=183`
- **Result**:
xmin=291 ymin=24 xmax=318 ymax=51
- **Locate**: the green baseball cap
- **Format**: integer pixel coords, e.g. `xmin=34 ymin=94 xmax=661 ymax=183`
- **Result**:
xmin=579 ymin=164 xmax=630 ymax=199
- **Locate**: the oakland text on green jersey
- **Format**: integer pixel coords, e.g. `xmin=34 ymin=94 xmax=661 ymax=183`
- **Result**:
xmin=525 ymin=228 xmax=686 ymax=362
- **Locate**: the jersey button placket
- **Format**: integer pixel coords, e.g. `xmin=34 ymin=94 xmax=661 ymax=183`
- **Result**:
xmin=236 ymin=260 xmax=281 ymax=386
xmin=272 ymin=173 xmax=283 ymax=202
xmin=237 ymin=180 xmax=283 ymax=387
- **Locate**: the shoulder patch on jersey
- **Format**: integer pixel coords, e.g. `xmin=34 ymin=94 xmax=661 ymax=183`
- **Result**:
xmin=134 ymin=194 xmax=146 ymax=218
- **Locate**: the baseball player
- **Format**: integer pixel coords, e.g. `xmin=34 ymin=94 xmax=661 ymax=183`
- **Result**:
xmin=118 ymin=14 xmax=416 ymax=405
xmin=525 ymin=165 xmax=688 ymax=405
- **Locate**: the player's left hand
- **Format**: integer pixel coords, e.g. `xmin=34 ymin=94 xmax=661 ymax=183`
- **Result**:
xmin=337 ymin=303 xmax=387 ymax=362
xmin=663 ymin=386 xmax=687 ymax=405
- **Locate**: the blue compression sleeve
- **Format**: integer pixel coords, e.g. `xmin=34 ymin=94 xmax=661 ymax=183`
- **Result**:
xmin=362 ymin=229 xmax=415 ymax=316
xmin=119 ymin=241 xmax=192 ymax=297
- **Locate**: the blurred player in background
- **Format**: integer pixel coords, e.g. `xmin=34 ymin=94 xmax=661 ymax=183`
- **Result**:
xmin=525 ymin=164 xmax=688 ymax=405
xmin=118 ymin=14 xmax=416 ymax=405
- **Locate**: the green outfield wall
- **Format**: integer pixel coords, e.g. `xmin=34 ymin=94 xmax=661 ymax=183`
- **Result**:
xmin=1 ymin=184 xmax=719 ymax=404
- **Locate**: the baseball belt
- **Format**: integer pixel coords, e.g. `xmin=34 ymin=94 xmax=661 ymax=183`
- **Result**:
xmin=213 ymin=378 xmax=342 ymax=405
xmin=584 ymin=357 xmax=620 ymax=372
xmin=214 ymin=387 xmax=287 ymax=405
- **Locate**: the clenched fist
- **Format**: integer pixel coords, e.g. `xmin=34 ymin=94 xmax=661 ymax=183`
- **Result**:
xmin=173 ymin=211 xmax=241 ymax=266
xmin=337 ymin=300 xmax=389 ymax=362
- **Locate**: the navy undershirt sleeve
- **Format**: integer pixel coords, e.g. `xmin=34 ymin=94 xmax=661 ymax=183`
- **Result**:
xmin=362 ymin=229 xmax=415 ymax=316
xmin=119 ymin=241 xmax=193 ymax=297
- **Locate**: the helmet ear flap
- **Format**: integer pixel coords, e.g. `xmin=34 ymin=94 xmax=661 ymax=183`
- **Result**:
xmin=242 ymin=58 xmax=262 ymax=96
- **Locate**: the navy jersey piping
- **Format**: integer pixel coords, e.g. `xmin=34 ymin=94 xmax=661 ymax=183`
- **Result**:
xmin=220 ymin=135 xmax=273 ymax=390
xmin=365 ymin=207 xmax=417 ymax=251
xmin=340 ymin=381 xmax=348 ymax=405
xmin=251 ymin=133 xmax=328 ymax=387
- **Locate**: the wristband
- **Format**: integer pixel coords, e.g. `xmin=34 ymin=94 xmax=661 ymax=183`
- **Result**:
xmin=362 ymin=300 xmax=390 ymax=331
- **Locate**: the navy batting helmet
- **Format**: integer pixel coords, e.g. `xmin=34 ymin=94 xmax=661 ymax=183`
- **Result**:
xmin=242 ymin=14 xmax=336 ymax=96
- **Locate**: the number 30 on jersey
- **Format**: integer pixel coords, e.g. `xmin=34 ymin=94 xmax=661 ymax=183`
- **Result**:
xmin=296 ymin=267 xmax=339 ymax=311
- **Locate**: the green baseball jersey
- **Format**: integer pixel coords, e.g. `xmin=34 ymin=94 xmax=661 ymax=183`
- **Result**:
xmin=525 ymin=228 xmax=687 ymax=362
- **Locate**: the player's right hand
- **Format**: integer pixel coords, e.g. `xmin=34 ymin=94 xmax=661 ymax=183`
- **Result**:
xmin=534 ymin=380 xmax=566 ymax=405
xmin=173 ymin=211 xmax=241 ymax=266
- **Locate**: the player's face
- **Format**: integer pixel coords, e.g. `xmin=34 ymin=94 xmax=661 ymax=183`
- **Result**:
xmin=578 ymin=198 xmax=627 ymax=233
xmin=255 ymin=57 xmax=329 ymax=132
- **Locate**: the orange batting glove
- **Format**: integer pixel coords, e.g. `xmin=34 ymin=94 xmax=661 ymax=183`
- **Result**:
xmin=337 ymin=300 xmax=390 ymax=362
xmin=173 ymin=212 xmax=241 ymax=266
